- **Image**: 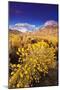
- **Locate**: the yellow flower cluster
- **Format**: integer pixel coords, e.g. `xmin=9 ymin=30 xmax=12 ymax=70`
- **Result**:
xmin=9 ymin=41 xmax=57 ymax=88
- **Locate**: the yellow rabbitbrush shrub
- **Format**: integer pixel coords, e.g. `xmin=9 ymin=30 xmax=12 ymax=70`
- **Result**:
xmin=9 ymin=41 xmax=56 ymax=88
xmin=9 ymin=34 xmax=21 ymax=49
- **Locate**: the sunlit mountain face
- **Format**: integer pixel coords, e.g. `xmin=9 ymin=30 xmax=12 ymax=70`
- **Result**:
xmin=44 ymin=20 xmax=58 ymax=26
xmin=8 ymin=2 xmax=58 ymax=88
xmin=9 ymin=23 xmax=36 ymax=32
xmin=9 ymin=20 xmax=58 ymax=32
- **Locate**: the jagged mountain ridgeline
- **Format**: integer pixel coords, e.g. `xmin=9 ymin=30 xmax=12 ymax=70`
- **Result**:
xmin=9 ymin=20 xmax=58 ymax=48
xmin=8 ymin=1 xmax=58 ymax=88
xmin=9 ymin=20 xmax=58 ymax=88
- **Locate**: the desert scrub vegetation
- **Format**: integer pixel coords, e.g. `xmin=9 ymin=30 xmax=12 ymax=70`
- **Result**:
xmin=9 ymin=34 xmax=57 ymax=88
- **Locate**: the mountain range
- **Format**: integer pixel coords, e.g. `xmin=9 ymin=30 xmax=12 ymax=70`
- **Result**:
xmin=9 ymin=20 xmax=58 ymax=33
xmin=9 ymin=20 xmax=58 ymax=42
xmin=9 ymin=20 xmax=58 ymax=52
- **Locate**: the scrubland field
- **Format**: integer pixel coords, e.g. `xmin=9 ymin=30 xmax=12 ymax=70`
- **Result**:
xmin=8 ymin=25 xmax=58 ymax=88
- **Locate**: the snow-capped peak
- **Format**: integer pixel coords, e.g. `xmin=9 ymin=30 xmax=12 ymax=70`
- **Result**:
xmin=9 ymin=23 xmax=36 ymax=32
xmin=44 ymin=20 xmax=57 ymax=27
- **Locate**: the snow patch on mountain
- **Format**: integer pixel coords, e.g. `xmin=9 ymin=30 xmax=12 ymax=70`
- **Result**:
xmin=44 ymin=20 xmax=57 ymax=27
xmin=9 ymin=23 xmax=36 ymax=32
xmin=9 ymin=20 xmax=58 ymax=32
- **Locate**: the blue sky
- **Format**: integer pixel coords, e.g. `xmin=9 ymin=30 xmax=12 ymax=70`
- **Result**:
xmin=8 ymin=2 xmax=58 ymax=27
